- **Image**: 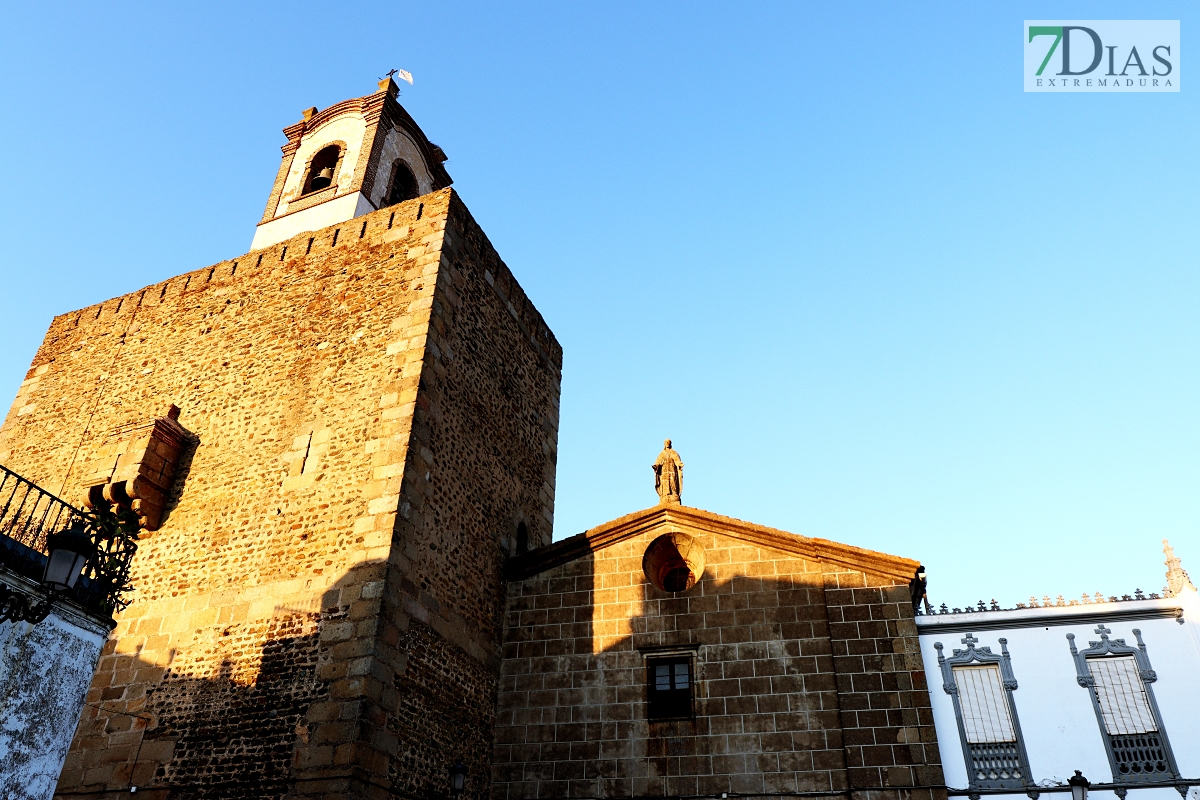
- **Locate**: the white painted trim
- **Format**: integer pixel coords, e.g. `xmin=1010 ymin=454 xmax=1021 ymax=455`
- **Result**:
xmin=250 ymin=192 xmax=374 ymax=250
xmin=917 ymin=597 xmax=1184 ymax=632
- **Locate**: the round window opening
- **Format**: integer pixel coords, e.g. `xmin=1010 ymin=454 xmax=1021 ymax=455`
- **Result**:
xmin=642 ymin=533 xmax=706 ymax=593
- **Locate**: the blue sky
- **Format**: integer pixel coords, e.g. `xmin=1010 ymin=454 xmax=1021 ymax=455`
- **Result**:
xmin=1 ymin=2 xmax=1196 ymax=607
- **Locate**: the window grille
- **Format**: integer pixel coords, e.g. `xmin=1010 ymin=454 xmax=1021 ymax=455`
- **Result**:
xmin=1067 ymin=626 xmax=1180 ymax=784
xmin=936 ymin=634 xmax=1033 ymax=791
xmin=646 ymin=655 xmax=692 ymax=720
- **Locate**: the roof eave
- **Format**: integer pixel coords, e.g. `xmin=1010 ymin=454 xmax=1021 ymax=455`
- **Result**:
xmin=505 ymin=504 xmax=919 ymax=583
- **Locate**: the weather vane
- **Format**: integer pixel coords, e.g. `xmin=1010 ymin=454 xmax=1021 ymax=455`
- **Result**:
xmin=380 ymin=68 xmax=414 ymax=86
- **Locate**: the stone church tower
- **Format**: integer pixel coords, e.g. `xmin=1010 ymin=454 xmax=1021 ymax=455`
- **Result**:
xmin=0 ymin=78 xmax=560 ymax=799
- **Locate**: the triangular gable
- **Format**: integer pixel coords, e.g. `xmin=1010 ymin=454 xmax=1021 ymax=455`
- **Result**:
xmin=506 ymin=504 xmax=919 ymax=582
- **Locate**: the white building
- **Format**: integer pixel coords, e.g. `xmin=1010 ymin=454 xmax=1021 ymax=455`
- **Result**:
xmin=917 ymin=542 xmax=1200 ymax=800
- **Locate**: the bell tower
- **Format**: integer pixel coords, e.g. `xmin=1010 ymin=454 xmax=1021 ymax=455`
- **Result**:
xmin=3 ymin=78 xmax=561 ymax=799
xmin=250 ymin=77 xmax=453 ymax=250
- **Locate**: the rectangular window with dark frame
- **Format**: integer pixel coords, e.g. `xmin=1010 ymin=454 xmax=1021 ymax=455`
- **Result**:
xmin=1068 ymin=625 xmax=1181 ymax=783
xmin=934 ymin=634 xmax=1033 ymax=791
xmin=647 ymin=656 xmax=692 ymax=720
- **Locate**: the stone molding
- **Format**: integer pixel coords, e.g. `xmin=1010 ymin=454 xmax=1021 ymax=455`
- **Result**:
xmin=916 ymin=597 xmax=1186 ymax=632
xmin=506 ymin=504 xmax=920 ymax=583
xmin=277 ymin=183 xmax=340 ymax=216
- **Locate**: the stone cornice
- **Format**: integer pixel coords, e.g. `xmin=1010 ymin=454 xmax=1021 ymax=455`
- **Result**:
xmin=299 ymin=96 xmax=374 ymax=136
xmin=916 ymin=596 xmax=1186 ymax=632
xmin=278 ymin=183 xmax=339 ymax=216
xmin=280 ymin=121 xmax=307 ymax=152
xmin=506 ymin=504 xmax=919 ymax=582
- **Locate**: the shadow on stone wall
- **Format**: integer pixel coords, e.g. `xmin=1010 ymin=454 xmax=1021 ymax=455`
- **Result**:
xmin=138 ymin=610 xmax=327 ymax=797
xmin=492 ymin=543 xmax=942 ymax=800
xmin=54 ymin=567 xmax=360 ymax=800
xmin=493 ymin=548 xmax=599 ymax=797
xmin=53 ymin=534 xmax=938 ymax=799
xmin=158 ymin=435 xmax=199 ymax=530
xmin=56 ymin=553 xmax=506 ymax=800
xmin=389 ymin=614 xmax=503 ymax=799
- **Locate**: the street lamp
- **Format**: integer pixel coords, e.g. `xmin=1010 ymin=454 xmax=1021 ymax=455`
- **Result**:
xmin=0 ymin=519 xmax=93 ymax=624
xmin=1068 ymin=770 xmax=1089 ymax=800
xmin=449 ymin=761 xmax=467 ymax=795
xmin=44 ymin=521 xmax=94 ymax=591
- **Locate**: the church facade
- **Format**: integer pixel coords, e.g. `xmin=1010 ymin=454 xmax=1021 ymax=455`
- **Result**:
xmin=495 ymin=497 xmax=943 ymax=799
xmin=0 ymin=80 xmax=945 ymax=800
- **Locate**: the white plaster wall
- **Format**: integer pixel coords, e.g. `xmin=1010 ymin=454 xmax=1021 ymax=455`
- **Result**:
xmin=250 ymin=191 xmax=374 ymax=251
xmin=274 ymin=114 xmax=368 ymax=218
xmin=365 ymin=127 xmax=436 ymax=209
xmin=919 ymin=594 xmax=1200 ymax=799
xmin=0 ymin=610 xmax=107 ymax=800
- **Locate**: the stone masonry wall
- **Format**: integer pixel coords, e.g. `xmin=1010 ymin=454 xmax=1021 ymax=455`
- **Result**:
xmin=377 ymin=192 xmax=562 ymax=799
xmin=493 ymin=526 xmax=943 ymax=800
xmin=0 ymin=187 xmax=560 ymax=799
xmin=823 ymin=569 xmax=942 ymax=797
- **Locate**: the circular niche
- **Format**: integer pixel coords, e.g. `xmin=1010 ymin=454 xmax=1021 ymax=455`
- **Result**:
xmin=642 ymin=533 xmax=706 ymax=593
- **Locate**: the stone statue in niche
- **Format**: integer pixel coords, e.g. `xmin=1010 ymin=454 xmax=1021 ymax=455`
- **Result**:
xmin=83 ymin=404 xmax=195 ymax=532
xmin=652 ymin=439 xmax=684 ymax=505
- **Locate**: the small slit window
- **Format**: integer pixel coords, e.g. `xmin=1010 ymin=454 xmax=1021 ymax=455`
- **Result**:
xmin=646 ymin=656 xmax=692 ymax=720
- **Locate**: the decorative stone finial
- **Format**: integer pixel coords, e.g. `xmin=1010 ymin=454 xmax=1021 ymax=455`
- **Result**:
xmin=1163 ymin=539 xmax=1195 ymax=597
xmin=652 ymin=439 xmax=683 ymax=505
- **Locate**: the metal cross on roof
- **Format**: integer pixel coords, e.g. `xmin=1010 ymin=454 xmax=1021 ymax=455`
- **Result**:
xmin=381 ymin=69 xmax=399 ymax=81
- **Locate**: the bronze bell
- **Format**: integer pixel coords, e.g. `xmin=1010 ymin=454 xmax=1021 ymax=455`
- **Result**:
xmin=311 ymin=166 xmax=334 ymax=190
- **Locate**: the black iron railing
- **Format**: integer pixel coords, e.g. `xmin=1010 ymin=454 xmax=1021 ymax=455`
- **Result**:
xmin=0 ymin=465 xmax=83 ymax=552
xmin=0 ymin=464 xmax=136 ymax=618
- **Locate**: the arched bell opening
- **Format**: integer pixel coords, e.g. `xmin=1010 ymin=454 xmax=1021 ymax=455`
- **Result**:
xmin=642 ymin=532 xmax=706 ymax=593
xmin=304 ymin=145 xmax=342 ymax=194
xmin=386 ymin=161 xmax=420 ymax=206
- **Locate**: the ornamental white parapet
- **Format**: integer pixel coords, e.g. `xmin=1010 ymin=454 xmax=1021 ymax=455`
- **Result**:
xmin=917 ymin=547 xmax=1200 ymax=800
